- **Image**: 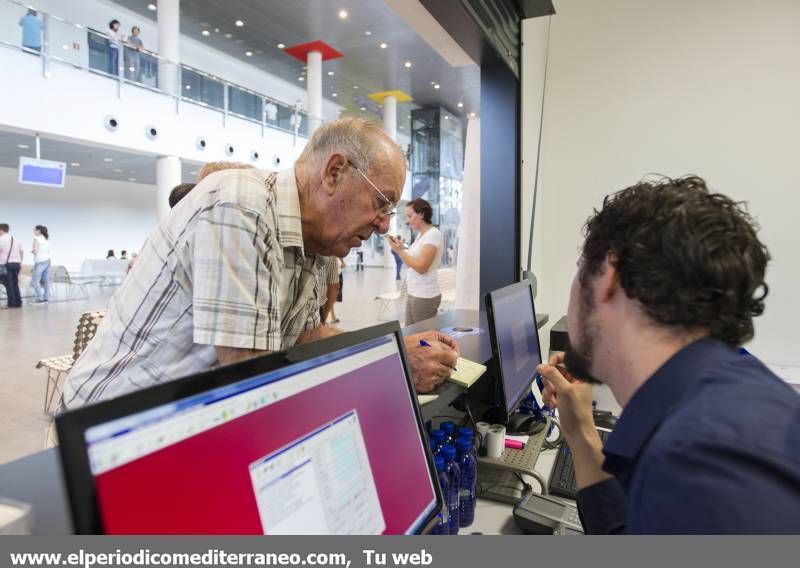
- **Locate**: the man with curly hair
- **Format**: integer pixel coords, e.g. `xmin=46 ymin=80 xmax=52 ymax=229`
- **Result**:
xmin=538 ymin=175 xmax=800 ymax=533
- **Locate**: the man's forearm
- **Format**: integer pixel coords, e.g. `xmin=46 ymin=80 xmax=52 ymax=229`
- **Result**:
xmin=566 ymin=426 xmax=614 ymax=490
xmin=215 ymin=346 xmax=266 ymax=367
xmin=296 ymin=325 xmax=341 ymax=344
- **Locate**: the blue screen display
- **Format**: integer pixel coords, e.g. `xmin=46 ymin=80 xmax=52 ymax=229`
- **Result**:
xmin=20 ymin=163 xmax=64 ymax=186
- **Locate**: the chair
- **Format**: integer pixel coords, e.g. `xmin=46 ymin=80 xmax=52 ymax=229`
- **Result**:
xmin=49 ymin=265 xmax=90 ymax=301
xmin=374 ymin=280 xmax=407 ymax=320
xmin=36 ymin=310 xmax=106 ymax=415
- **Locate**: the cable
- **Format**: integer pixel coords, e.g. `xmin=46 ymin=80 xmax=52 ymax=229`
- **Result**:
xmin=542 ymin=416 xmax=563 ymax=450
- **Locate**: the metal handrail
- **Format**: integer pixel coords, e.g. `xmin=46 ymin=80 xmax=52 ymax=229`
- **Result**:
xmin=4 ymin=0 xmax=312 ymax=137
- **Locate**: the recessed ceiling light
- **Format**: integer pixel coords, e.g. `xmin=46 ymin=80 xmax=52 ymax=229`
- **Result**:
xmin=353 ymin=85 xmax=359 ymax=89
xmin=458 ymin=102 xmax=464 ymax=108
xmin=184 ymin=84 xmax=191 ymax=89
xmin=399 ymin=125 xmax=405 ymax=129
xmin=328 ymin=71 xmax=334 ymax=76
xmin=469 ymin=112 xmax=476 ymax=118
xmin=113 ymin=168 xmax=124 ymax=173
xmin=201 ymin=30 xmax=210 ymax=36
xmin=360 ymin=106 xmax=366 ymax=111
xmin=379 ymin=42 xmax=388 ymax=49
xmin=298 ymin=76 xmax=304 ymax=81
xmin=277 ymin=43 xmax=286 ymax=49
xmin=214 ymin=28 xmax=220 ymax=33
xmin=16 ymin=144 xmax=29 ymax=149
xmin=70 ymin=162 xmax=80 ymax=167
xmin=62 ymin=44 xmax=69 ymax=50
xmin=235 ymin=20 xmax=244 ymax=27
xmin=404 ymin=61 xmax=412 ymax=68
xmin=444 ymin=116 xmax=449 ymax=120
xmin=103 ymin=157 xmax=113 ymax=162
xmin=235 ymin=39 xmax=244 ymax=44
xmin=128 ymin=177 xmax=137 ymax=182
xmin=434 ymin=84 xmax=440 ymax=89
xmin=147 ymin=3 xmax=156 ymax=11
xmin=430 ymin=81 xmax=435 ymax=85
xmin=190 ymin=170 xmax=198 ymax=175
xmin=338 ymin=9 xmax=348 ymax=19
xmin=332 ymin=93 xmax=338 ymax=97
xmin=245 ymin=51 xmax=253 ymax=57
xmin=224 ymin=33 xmax=232 ymax=39
xmin=364 ymin=30 xmax=372 ymax=36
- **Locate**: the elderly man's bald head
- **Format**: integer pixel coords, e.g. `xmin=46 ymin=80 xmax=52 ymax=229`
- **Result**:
xmin=297 ymin=117 xmax=405 ymax=180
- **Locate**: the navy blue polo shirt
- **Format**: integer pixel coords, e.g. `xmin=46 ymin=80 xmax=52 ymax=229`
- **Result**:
xmin=577 ymin=337 xmax=800 ymax=534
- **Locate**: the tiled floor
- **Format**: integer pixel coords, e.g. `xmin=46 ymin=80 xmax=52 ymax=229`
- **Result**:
xmin=0 ymin=267 xmax=405 ymax=465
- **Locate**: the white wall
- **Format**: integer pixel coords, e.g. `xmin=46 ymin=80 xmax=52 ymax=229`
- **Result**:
xmin=0 ymin=166 xmax=156 ymax=271
xmin=5 ymin=0 xmax=341 ymax=119
xmin=522 ymin=0 xmax=800 ymax=366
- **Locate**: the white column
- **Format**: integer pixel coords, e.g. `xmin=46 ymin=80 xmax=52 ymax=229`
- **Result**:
xmin=156 ymin=156 xmax=182 ymax=221
xmin=455 ymin=117 xmax=480 ymax=310
xmin=383 ymin=95 xmax=397 ymax=141
xmin=307 ymin=50 xmax=323 ymax=134
xmin=157 ymin=0 xmax=180 ymax=96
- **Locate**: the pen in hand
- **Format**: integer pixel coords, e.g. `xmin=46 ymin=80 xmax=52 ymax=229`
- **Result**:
xmin=419 ymin=339 xmax=458 ymax=371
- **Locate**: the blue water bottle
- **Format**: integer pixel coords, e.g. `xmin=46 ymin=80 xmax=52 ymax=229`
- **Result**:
xmin=430 ymin=429 xmax=446 ymax=455
xmin=456 ymin=437 xmax=477 ymax=527
xmin=432 ymin=456 xmax=450 ymax=535
xmin=458 ymin=427 xmax=476 ymax=454
xmin=440 ymin=421 xmax=457 ymax=445
xmin=441 ymin=445 xmax=461 ymax=535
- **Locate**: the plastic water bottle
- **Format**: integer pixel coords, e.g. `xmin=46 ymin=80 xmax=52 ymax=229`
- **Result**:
xmin=430 ymin=429 xmax=446 ymax=455
xmin=458 ymin=427 xmax=478 ymax=456
xmin=432 ymin=456 xmax=450 ymax=535
xmin=456 ymin=437 xmax=477 ymax=527
xmin=440 ymin=421 xmax=457 ymax=445
xmin=441 ymin=445 xmax=461 ymax=535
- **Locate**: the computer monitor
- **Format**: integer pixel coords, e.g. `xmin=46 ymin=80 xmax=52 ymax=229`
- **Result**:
xmin=56 ymin=322 xmax=443 ymax=535
xmin=485 ymin=280 xmax=545 ymax=427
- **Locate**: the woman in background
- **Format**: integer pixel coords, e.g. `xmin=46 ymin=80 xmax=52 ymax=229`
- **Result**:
xmin=31 ymin=225 xmax=51 ymax=303
xmin=388 ymin=198 xmax=443 ymax=325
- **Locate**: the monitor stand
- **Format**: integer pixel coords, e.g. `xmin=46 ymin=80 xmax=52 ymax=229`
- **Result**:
xmin=481 ymin=406 xmax=546 ymax=436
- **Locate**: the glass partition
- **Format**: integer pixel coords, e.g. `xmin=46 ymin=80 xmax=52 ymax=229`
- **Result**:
xmin=124 ymin=44 xmax=158 ymax=87
xmin=48 ymin=17 xmax=88 ymax=68
xmin=228 ymin=85 xmax=262 ymax=122
xmin=180 ymin=65 xmax=224 ymax=110
xmin=87 ymin=28 xmax=116 ymax=76
xmin=0 ymin=1 xmax=33 ymax=51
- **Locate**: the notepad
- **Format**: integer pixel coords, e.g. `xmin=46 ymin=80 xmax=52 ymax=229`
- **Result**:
xmin=417 ymin=394 xmax=439 ymax=406
xmin=447 ymin=357 xmax=487 ymax=388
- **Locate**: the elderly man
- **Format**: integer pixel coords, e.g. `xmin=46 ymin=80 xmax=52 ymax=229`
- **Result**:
xmin=64 ymin=118 xmax=457 ymax=408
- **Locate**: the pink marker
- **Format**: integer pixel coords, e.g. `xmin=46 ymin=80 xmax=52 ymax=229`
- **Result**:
xmin=505 ymin=439 xmax=525 ymax=450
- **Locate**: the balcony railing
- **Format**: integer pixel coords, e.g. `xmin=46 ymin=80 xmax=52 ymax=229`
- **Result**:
xmin=1 ymin=0 xmax=311 ymax=138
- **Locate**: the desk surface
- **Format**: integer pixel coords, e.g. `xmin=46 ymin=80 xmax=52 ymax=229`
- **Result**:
xmin=0 ymin=309 xmax=550 ymax=535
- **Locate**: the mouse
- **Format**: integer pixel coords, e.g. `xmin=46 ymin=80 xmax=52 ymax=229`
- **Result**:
xmin=506 ymin=414 xmax=547 ymax=436
xmin=593 ymin=410 xmax=618 ymax=429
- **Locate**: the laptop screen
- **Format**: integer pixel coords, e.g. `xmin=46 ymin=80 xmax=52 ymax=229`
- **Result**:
xmin=80 ymin=334 xmax=438 ymax=534
xmin=487 ymin=280 xmax=544 ymax=414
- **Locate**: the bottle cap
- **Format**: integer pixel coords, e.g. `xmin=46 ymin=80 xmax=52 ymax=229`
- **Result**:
xmin=458 ymin=427 xmax=474 ymax=439
xmin=434 ymin=455 xmax=445 ymax=471
xmin=441 ymin=421 xmax=456 ymax=434
xmin=456 ymin=437 xmax=472 ymax=452
xmin=442 ymin=445 xmax=457 ymax=460
xmin=431 ymin=430 xmax=445 ymax=442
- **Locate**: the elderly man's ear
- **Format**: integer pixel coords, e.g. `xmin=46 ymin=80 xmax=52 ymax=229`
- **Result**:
xmin=323 ymin=154 xmax=348 ymax=194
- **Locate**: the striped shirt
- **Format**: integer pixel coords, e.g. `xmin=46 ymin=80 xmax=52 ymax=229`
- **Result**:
xmin=316 ymin=256 xmax=341 ymax=307
xmin=63 ymin=168 xmax=324 ymax=408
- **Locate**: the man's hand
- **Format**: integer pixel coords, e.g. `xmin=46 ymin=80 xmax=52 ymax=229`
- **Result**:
xmin=539 ymin=352 xmax=595 ymax=440
xmin=538 ymin=352 xmax=611 ymax=490
xmin=404 ymin=331 xmax=460 ymax=393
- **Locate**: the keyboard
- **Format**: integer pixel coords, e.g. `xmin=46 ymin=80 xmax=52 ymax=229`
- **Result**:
xmin=548 ymin=429 xmax=611 ymax=499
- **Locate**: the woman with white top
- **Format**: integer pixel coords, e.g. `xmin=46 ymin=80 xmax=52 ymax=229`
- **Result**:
xmin=388 ymin=198 xmax=443 ymax=325
xmin=31 ymin=225 xmax=51 ymax=303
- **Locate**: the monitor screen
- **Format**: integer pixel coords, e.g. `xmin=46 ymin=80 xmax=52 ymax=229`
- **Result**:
xmin=487 ymin=281 xmax=543 ymax=414
xmin=77 ymin=333 xmax=438 ymax=534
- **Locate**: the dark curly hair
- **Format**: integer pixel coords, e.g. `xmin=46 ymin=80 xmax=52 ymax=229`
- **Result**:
xmin=580 ymin=175 xmax=769 ymax=345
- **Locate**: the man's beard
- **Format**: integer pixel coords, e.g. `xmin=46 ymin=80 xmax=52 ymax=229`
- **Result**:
xmin=564 ymin=279 xmax=603 ymax=385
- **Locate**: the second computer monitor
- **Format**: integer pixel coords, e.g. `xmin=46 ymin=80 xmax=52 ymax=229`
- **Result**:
xmin=485 ymin=280 xmax=544 ymax=419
